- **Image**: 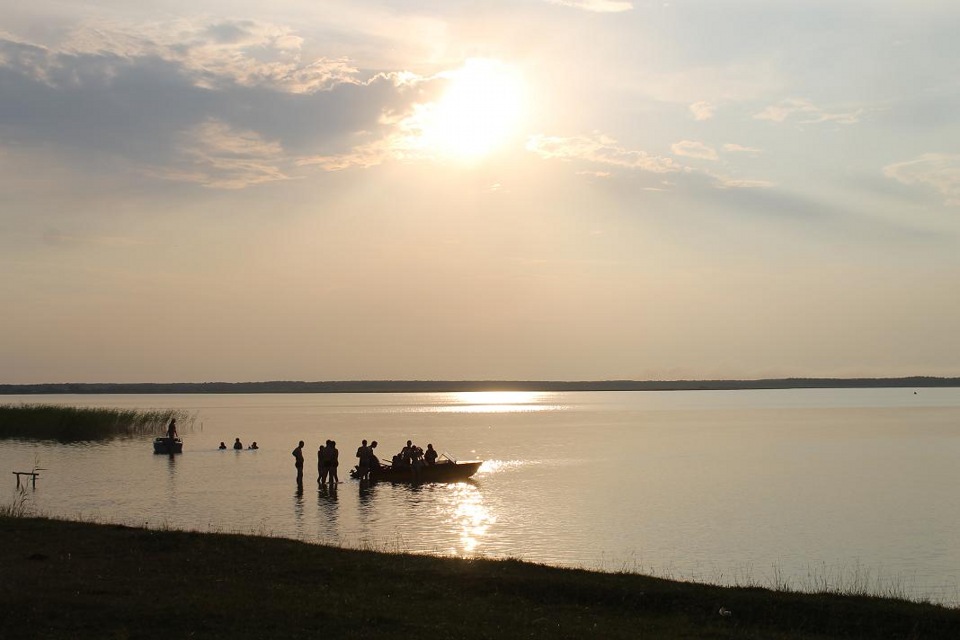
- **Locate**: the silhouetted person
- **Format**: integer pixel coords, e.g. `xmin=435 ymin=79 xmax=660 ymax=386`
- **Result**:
xmin=356 ymin=439 xmax=369 ymax=480
xmin=411 ymin=444 xmax=425 ymax=480
xmin=321 ymin=439 xmax=335 ymax=482
xmin=328 ymin=440 xmax=340 ymax=484
xmin=368 ymin=441 xmax=380 ymax=476
xmin=318 ymin=444 xmax=327 ymax=484
xmin=248 ymin=442 xmax=259 ymax=450
xmin=292 ymin=440 xmax=305 ymax=484
xmin=233 ymin=438 xmax=243 ymax=450
xmin=218 ymin=441 xmax=227 ymax=450
xmin=166 ymin=418 xmax=178 ymax=440
xmin=400 ymin=440 xmax=415 ymax=465
xmin=424 ymin=444 xmax=438 ymax=465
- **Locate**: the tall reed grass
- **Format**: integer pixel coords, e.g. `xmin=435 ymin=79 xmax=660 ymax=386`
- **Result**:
xmin=0 ymin=404 xmax=192 ymax=442
xmin=0 ymin=488 xmax=30 ymax=518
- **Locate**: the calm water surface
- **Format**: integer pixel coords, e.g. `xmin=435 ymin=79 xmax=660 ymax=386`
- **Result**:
xmin=3 ymin=388 xmax=960 ymax=604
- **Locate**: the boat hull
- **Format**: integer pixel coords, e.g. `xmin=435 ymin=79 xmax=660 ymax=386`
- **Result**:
xmin=362 ymin=460 xmax=482 ymax=484
xmin=153 ymin=437 xmax=183 ymax=454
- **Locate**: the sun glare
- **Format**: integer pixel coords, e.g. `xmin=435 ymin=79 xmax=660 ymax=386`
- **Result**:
xmin=412 ymin=59 xmax=526 ymax=160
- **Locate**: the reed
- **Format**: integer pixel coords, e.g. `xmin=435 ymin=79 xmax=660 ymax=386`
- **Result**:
xmin=0 ymin=489 xmax=30 ymax=518
xmin=0 ymin=404 xmax=192 ymax=442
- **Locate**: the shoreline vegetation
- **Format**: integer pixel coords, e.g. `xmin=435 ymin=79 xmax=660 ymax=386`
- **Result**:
xmin=2 ymin=515 xmax=959 ymax=639
xmin=0 ymin=404 xmax=190 ymax=442
xmin=1 ymin=376 xmax=959 ymax=395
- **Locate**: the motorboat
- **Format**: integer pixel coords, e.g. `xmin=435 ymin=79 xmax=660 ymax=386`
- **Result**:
xmin=153 ymin=437 xmax=183 ymax=454
xmin=353 ymin=459 xmax=482 ymax=483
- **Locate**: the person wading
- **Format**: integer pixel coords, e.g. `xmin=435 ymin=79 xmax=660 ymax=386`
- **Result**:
xmin=292 ymin=440 xmax=305 ymax=485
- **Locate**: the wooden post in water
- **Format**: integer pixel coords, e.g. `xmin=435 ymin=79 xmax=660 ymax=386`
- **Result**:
xmin=12 ymin=470 xmax=42 ymax=489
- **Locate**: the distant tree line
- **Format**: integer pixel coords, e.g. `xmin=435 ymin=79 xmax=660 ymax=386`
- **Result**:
xmin=1 ymin=377 xmax=958 ymax=395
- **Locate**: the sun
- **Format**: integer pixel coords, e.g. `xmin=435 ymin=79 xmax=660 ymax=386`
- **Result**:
xmin=410 ymin=59 xmax=526 ymax=160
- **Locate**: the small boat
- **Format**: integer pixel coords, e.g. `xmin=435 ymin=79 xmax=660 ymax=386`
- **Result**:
xmin=354 ymin=459 xmax=482 ymax=484
xmin=153 ymin=437 xmax=183 ymax=454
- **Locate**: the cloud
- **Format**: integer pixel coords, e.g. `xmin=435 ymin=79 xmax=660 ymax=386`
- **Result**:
xmin=0 ymin=24 xmax=427 ymax=185
xmin=671 ymin=140 xmax=718 ymax=161
xmin=297 ymin=71 xmax=466 ymax=171
xmin=153 ymin=119 xmax=293 ymax=189
xmin=754 ymin=98 xmax=863 ymax=125
xmin=297 ymin=137 xmax=394 ymax=172
xmin=689 ymin=101 xmax=715 ymax=121
xmin=526 ymin=133 xmax=680 ymax=173
xmin=723 ymin=143 xmax=762 ymax=156
xmin=546 ymin=0 xmax=634 ymax=12
xmin=576 ymin=170 xmax=612 ymax=178
xmin=61 ymin=19 xmax=358 ymax=93
xmin=714 ymin=178 xmax=775 ymax=189
xmin=883 ymin=154 xmax=960 ymax=206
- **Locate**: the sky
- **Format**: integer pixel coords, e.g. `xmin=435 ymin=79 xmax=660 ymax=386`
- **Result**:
xmin=2 ymin=0 xmax=959 ymax=383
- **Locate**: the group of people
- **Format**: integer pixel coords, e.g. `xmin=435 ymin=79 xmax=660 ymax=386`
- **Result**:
xmin=289 ymin=439 xmax=343 ymax=486
xmin=290 ymin=438 xmax=441 ymax=484
xmin=390 ymin=440 xmax=438 ymax=469
xmin=316 ymin=440 xmax=341 ymax=484
xmin=354 ymin=440 xmax=380 ymax=481
xmin=219 ymin=438 xmax=258 ymax=450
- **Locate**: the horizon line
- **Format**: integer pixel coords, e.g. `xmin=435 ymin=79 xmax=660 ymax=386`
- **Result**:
xmin=2 ymin=375 xmax=959 ymax=394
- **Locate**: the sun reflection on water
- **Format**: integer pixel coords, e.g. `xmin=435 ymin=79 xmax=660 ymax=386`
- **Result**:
xmin=447 ymin=482 xmax=495 ymax=555
xmin=475 ymin=459 xmax=525 ymax=475
xmin=440 ymin=391 xmax=564 ymax=414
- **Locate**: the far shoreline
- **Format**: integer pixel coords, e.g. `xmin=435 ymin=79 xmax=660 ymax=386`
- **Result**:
xmin=1 ymin=376 xmax=959 ymax=395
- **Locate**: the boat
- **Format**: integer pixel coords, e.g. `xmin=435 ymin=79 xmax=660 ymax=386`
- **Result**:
xmin=153 ymin=437 xmax=183 ymax=454
xmin=354 ymin=459 xmax=482 ymax=484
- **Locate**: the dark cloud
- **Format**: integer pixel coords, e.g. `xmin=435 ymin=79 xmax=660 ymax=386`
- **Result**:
xmin=0 ymin=31 xmax=424 ymax=187
xmin=204 ymin=21 xmax=262 ymax=45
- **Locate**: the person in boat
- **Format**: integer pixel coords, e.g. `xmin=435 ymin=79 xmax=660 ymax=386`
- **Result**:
xmin=292 ymin=440 xmax=305 ymax=485
xmin=424 ymin=444 xmax=438 ymax=465
xmin=356 ymin=439 xmax=370 ymax=480
xmin=218 ymin=441 xmax=227 ymax=450
xmin=248 ymin=442 xmax=259 ymax=450
xmin=400 ymin=440 xmax=416 ymax=465
xmin=233 ymin=438 xmax=243 ymax=450
xmin=166 ymin=418 xmax=178 ymax=440
xmin=327 ymin=440 xmax=340 ymax=484
xmin=410 ymin=444 xmax=425 ymax=479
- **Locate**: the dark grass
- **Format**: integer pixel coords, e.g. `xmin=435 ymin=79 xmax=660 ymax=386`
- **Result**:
xmin=1 ymin=516 xmax=958 ymax=639
xmin=0 ymin=404 xmax=191 ymax=442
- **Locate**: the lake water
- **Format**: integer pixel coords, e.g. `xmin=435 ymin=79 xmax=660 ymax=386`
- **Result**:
xmin=2 ymin=388 xmax=960 ymax=605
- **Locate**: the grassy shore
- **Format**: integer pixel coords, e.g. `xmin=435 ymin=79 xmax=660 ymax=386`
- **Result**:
xmin=1 ymin=516 xmax=958 ymax=639
xmin=0 ymin=404 xmax=190 ymax=442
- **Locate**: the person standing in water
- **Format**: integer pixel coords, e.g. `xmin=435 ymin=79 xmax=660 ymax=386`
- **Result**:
xmin=328 ymin=440 xmax=340 ymax=484
xmin=233 ymin=437 xmax=243 ymax=450
xmin=317 ymin=443 xmax=327 ymax=484
xmin=367 ymin=441 xmax=380 ymax=477
xmin=292 ymin=440 xmax=305 ymax=485
xmin=356 ymin=439 xmax=369 ymax=480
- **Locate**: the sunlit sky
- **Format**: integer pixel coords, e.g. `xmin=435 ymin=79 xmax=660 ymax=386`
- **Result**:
xmin=2 ymin=1 xmax=959 ymax=383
